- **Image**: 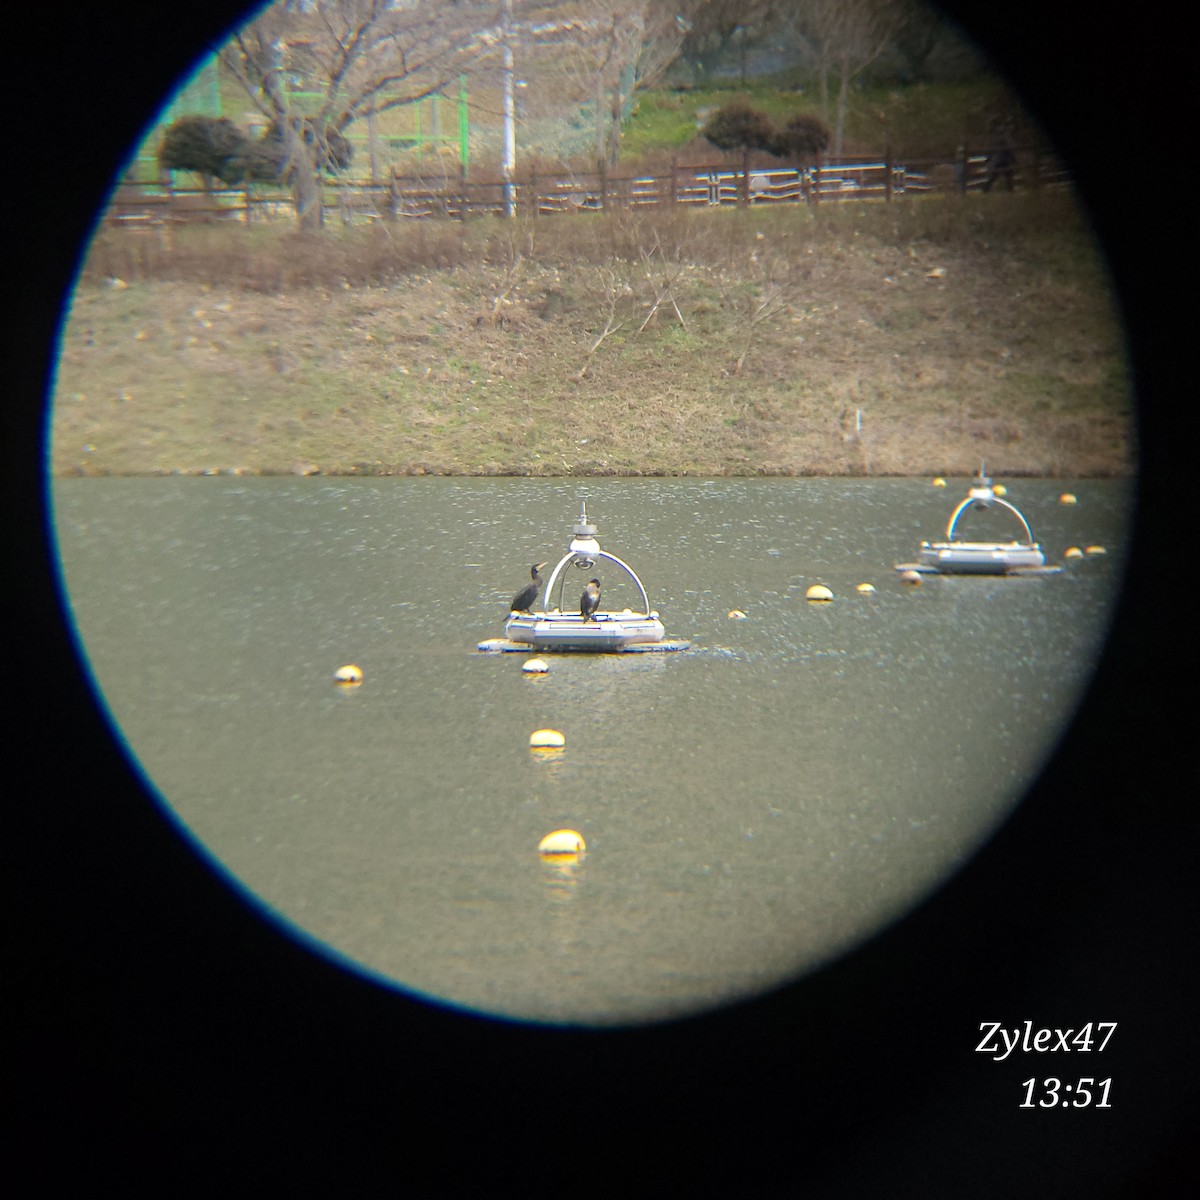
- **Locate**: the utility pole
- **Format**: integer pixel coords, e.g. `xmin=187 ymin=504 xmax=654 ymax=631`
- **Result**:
xmin=470 ymin=4 xmax=606 ymax=217
xmin=501 ymin=0 xmax=516 ymax=217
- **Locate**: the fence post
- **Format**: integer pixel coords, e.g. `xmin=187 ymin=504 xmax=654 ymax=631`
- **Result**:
xmin=530 ymin=170 xmax=538 ymax=217
xmin=599 ymin=159 xmax=608 ymax=211
xmin=884 ymin=144 xmax=892 ymax=203
xmin=957 ymin=144 xmax=969 ymax=195
xmin=669 ymin=157 xmax=677 ymax=206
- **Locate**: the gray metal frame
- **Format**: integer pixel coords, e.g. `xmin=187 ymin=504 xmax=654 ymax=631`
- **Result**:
xmin=541 ymin=550 xmax=651 ymax=617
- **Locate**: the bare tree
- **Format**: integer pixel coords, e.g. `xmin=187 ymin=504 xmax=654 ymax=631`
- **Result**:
xmin=543 ymin=0 xmax=689 ymax=169
xmin=220 ymin=0 xmax=495 ymax=230
xmin=785 ymin=0 xmax=902 ymax=155
xmin=607 ymin=0 xmax=692 ymax=163
xmin=586 ymin=3 xmax=649 ymax=169
xmin=675 ymin=0 xmax=780 ymax=85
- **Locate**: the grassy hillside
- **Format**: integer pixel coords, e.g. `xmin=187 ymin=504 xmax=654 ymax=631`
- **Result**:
xmin=52 ymin=190 xmax=1133 ymax=479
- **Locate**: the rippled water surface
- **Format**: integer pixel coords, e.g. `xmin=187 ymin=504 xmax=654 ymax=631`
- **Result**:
xmin=51 ymin=475 xmax=1130 ymax=1024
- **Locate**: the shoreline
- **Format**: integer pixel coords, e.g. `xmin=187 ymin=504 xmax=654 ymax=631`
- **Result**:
xmin=52 ymin=464 xmax=1134 ymax=480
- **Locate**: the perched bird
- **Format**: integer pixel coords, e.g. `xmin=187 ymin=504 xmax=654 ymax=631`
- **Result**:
xmin=580 ymin=578 xmax=601 ymax=622
xmin=510 ymin=562 xmax=548 ymax=614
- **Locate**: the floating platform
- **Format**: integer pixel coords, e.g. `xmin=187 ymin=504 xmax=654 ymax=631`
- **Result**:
xmin=478 ymin=636 xmax=691 ymax=654
xmin=493 ymin=503 xmax=686 ymax=653
xmin=504 ymin=609 xmax=669 ymax=651
xmin=901 ymin=467 xmax=1058 ymax=577
xmin=894 ymin=558 xmax=1063 ymax=577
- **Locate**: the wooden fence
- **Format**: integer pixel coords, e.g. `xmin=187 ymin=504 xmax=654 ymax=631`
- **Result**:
xmin=105 ymin=147 xmax=1070 ymax=227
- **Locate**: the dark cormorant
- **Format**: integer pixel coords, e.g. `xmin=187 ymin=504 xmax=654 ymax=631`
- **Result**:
xmin=580 ymin=578 xmax=601 ymax=622
xmin=510 ymin=562 xmax=548 ymax=613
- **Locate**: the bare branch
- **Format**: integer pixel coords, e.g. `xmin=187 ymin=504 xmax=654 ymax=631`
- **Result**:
xmin=633 ymin=227 xmax=691 ymax=334
xmin=576 ymin=265 xmax=633 ymax=379
xmin=734 ymin=253 xmax=796 ymax=376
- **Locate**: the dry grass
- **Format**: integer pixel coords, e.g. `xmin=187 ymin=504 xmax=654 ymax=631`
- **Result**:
xmin=51 ymin=192 xmax=1134 ymax=478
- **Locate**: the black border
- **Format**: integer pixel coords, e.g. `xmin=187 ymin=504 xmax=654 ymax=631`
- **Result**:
xmin=8 ymin=2 xmax=1193 ymax=1192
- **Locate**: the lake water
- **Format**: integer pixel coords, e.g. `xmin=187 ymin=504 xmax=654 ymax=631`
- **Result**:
xmin=50 ymin=474 xmax=1130 ymax=1026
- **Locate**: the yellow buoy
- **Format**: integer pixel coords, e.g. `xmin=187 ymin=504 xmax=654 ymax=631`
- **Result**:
xmin=530 ymin=729 xmax=565 ymax=749
xmin=727 ymin=609 xmax=747 ymax=620
xmin=856 ymin=582 xmax=876 ymax=594
xmin=334 ymin=664 xmax=363 ymax=685
xmin=1059 ymin=493 xmax=1077 ymax=505
xmin=1064 ymin=546 xmax=1084 ymax=559
xmin=522 ymin=658 xmax=550 ymax=674
xmin=932 ymin=477 xmax=947 ymax=488
xmin=538 ymin=829 xmax=586 ymax=859
xmin=1085 ymin=545 xmax=1107 ymax=556
xmin=899 ymin=570 xmax=922 ymax=585
xmin=806 ymin=584 xmax=833 ymax=602
xmin=993 ymin=483 xmax=1007 ymax=497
